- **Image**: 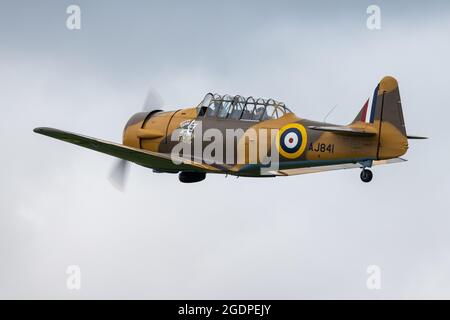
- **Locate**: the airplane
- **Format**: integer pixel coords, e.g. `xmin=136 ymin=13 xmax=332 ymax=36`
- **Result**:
xmin=34 ymin=76 xmax=426 ymax=187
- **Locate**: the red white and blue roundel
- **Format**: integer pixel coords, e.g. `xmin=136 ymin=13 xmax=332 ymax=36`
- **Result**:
xmin=277 ymin=123 xmax=308 ymax=159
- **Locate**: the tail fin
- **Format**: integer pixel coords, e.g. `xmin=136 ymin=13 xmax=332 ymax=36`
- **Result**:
xmin=351 ymin=76 xmax=408 ymax=159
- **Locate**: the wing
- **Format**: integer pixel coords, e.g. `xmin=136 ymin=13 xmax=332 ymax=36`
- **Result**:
xmin=33 ymin=127 xmax=219 ymax=173
xmin=266 ymin=158 xmax=407 ymax=176
xmin=308 ymin=125 xmax=376 ymax=136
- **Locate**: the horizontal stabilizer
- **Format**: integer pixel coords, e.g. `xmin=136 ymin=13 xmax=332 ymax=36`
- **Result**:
xmin=407 ymin=135 xmax=428 ymax=139
xmin=268 ymin=158 xmax=407 ymax=176
xmin=308 ymin=125 xmax=376 ymax=136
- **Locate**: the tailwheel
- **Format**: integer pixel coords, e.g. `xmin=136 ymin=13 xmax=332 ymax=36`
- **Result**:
xmin=360 ymin=169 xmax=373 ymax=183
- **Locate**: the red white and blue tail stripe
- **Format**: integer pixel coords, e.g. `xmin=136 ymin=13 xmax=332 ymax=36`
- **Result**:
xmin=360 ymin=84 xmax=379 ymax=124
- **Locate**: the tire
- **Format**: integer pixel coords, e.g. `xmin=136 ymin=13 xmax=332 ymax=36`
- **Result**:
xmin=360 ymin=169 xmax=373 ymax=183
xmin=178 ymin=172 xmax=206 ymax=183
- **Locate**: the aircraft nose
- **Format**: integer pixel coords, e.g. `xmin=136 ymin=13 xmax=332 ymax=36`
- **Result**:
xmin=122 ymin=112 xmax=149 ymax=147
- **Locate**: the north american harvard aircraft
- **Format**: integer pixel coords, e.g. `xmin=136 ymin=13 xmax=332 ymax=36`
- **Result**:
xmin=34 ymin=76 xmax=426 ymax=187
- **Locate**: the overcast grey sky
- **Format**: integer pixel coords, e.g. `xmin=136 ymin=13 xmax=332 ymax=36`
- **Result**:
xmin=0 ymin=0 xmax=449 ymax=299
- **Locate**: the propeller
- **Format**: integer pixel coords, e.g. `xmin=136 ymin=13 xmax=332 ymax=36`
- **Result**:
xmin=142 ymin=87 xmax=164 ymax=111
xmin=108 ymin=87 xmax=164 ymax=191
xmin=108 ymin=159 xmax=129 ymax=192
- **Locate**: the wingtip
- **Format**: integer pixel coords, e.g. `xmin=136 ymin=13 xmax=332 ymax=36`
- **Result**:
xmin=33 ymin=127 xmax=56 ymax=135
xmin=33 ymin=127 xmax=44 ymax=134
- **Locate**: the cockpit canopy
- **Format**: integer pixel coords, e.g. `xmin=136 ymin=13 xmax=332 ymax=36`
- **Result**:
xmin=197 ymin=93 xmax=292 ymax=121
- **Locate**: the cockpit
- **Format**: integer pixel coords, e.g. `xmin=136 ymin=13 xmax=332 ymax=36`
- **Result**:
xmin=197 ymin=93 xmax=292 ymax=121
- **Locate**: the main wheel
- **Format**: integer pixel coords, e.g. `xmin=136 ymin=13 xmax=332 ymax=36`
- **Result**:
xmin=360 ymin=169 xmax=373 ymax=183
xmin=179 ymin=171 xmax=206 ymax=183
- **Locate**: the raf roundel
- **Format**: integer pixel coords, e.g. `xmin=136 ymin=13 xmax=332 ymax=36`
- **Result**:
xmin=277 ymin=123 xmax=308 ymax=159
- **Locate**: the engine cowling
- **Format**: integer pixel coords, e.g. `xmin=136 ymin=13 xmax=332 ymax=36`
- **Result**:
xmin=122 ymin=110 xmax=162 ymax=148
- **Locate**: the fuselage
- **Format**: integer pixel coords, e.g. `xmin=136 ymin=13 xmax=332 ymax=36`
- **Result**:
xmin=122 ymin=105 xmax=406 ymax=176
xmin=33 ymin=77 xmax=416 ymax=184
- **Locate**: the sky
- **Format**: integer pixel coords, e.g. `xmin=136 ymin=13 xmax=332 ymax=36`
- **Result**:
xmin=0 ymin=0 xmax=449 ymax=299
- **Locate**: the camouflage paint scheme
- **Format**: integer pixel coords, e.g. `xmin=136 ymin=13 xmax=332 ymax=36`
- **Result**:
xmin=34 ymin=76 xmax=416 ymax=180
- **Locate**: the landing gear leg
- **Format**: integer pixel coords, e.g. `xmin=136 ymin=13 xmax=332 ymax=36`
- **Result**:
xmin=360 ymin=169 xmax=373 ymax=183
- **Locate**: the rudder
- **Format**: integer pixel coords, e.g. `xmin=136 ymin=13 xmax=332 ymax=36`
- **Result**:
xmin=352 ymin=76 xmax=408 ymax=159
